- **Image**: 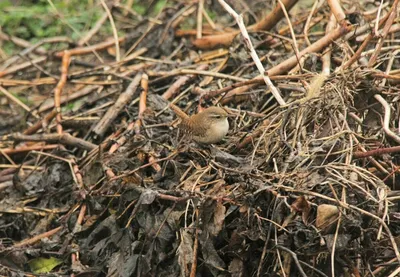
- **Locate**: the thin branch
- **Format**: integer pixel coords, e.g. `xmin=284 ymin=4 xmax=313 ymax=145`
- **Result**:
xmin=217 ymin=0 xmax=286 ymax=106
xmin=374 ymin=94 xmax=400 ymax=144
xmin=100 ymin=0 xmax=120 ymax=62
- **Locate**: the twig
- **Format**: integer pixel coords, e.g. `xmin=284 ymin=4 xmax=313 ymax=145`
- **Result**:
xmin=234 ymin=119 xmax=272 ymax=151
xmin=354 ymin=145 xmax=400 ymax=158
xmin=0 ymin=77 xmax=55 ymax=87
xmin=380 ymin=49 xmax=400 ymax=87
xmin=303 ymin=0 xmax=320 ymax=46
xmin=250 ymin=0 xmax=298 ymax=31
xmin=100 ymin=0 xmax=120 ymax=62
xmin=266 ymin=24 xmax=351 ymax=76
xmin=202 ymin=8 xmax=216 ymax=30
xmin=78 ymin=12 xmax=108 ymax=46
xmin=54 ymin=51 xmax=71 ymax=134
xmin=322 ymin=13 xmax=337 ymax=75
xmin=327 ymin=0 xmax=346 ymax=24
xmin=298 ymin=260 xmax=328 ymax=277
xmin=197 ymin=0 xmax=204 ymax=39
xmin=133 ymin=73 xmax=149 ymax=135
xmin=169 ymin=103 xmax=190 ymax=120
xmin=374 ymin=94 xmax=400 ymax=144
xmin=330 ymin=186 xmax=344 ymax=277
xmin=0 ymin=86 xmax=38 ymax=118
xmin=189 ymin=209 xmax=199 ymax=277
xmin=0 ymin=57 xmax=47 ymax=78
xmin=107 ymin=79 xmax=147 ymax=155
xmin=350 ymin=133 xmax=389 ymax=174
xmin=278 ymin=0 xmax=300 ymax=67
xmin=203 ymin=74 xmax=308 ymax=100
xmin=368 ymin=0 xmax=399 ymax=67
xmin=341 ymin=9 xmax=391 ymax=70
xmin=111 ymin=152 xmax=177 ymax=180
xmin=6 ymin=133 xmax=97 ymax=151
xmin=388 ymin=267 xmax=400 ymax=277
xmin=0 ymin=181 xmax=12 ymax=191
xmin=0 ymin=30 xmax=47 ymax=55
xmin=375 ymin=0 xmax=385 ymax=37
xmin=93 ymin=73 xmax=142 ymax=137
xmin=217 ymin=0 xmax=286 ymax=106
xmin=0 ymin=144 xmax=59 ymax=156
xmin=193 ymin=0 xmax=298 ymax=49
xmin=1 ymin=37 xmax=70 ymax=72
xmin=39 ymin=85 xmax=100 ymax=113
xmin=162 ymin=65 xmax=208 ymax=100
xmin=14 ymin=226 xmax=63 ymax=248
xmin=150 ymin=67 xmax=246 ymax=83
xmin=275 ymin=245 xmax=308 ymax=277
xmin=288 ymin=187 xmax=400 ymax=263
xmin=181 ymin=68 xmax=245 ymax=82
xmin=73 ymin=203 xmax=87 ymax=233
xmin=55 ymin=37 xmax=125 ymax=58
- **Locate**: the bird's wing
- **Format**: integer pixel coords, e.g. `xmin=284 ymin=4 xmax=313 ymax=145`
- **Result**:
xmin=179 ymin=117 xmax=208 ymax=138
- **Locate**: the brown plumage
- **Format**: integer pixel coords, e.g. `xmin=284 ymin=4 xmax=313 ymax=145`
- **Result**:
xmin=172 ymin=106 xmax=230 ymax=144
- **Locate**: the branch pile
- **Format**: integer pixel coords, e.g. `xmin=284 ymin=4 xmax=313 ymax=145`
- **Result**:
xmin=1 ymin=0 xmax=400 ymax=276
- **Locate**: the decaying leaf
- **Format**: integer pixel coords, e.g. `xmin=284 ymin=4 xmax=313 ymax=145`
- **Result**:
xmin=199 ymin=232 xmax=226 ymax=274
xmin=316 ymin=204 xmax=340 ymax=230
xmin=291 ymin=195 xmax=311 ymax=225
xmin=201 ymin=199 xmax=226 ymax=236
xmin=228 ymin=258 xmax=244 ymax=277
xmin=1 ymin=1 xmax=398 ymax=276
xmin=177 ymin=229 xmax=194 ymax=277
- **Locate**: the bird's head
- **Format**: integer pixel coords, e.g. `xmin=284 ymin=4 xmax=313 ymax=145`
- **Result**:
xmin=202 ymin=106 xmax=229 ymax=125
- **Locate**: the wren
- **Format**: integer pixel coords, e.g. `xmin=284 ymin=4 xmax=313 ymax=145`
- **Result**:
xmin=172 ymin=106 xmax=230 ymax=144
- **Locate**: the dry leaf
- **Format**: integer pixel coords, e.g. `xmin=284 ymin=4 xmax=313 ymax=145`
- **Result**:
xmin=291 ymin=196 xmax=311 ymax=225
xmin=316 ymin=204 xmax=339 ymax=230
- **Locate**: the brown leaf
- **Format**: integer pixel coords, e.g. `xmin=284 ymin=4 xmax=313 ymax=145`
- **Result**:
xmin=212 ymin=201 xmax=226 ymax=236
xmin=316 ymin=204 xmax=339 ymax=230
xmin=228 ymin=258 xmax=244 ymax=277
xmin=201 ymin=199 xmax=226 ymax=237
xmin=291 ymin=196 xmax=311 ymax=225
xmin=177 ymin=229 xmax=193 ymax=277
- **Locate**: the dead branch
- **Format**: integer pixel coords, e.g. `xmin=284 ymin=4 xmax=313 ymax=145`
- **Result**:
xmin=6 ymin=133 xmax=97 ymax=151
xmin=93 ymin=73 xmax=142 ymax=137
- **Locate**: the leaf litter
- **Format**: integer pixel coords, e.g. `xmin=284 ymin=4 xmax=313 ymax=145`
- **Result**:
xmin=1 ymin=0 xmax=400 ymax=276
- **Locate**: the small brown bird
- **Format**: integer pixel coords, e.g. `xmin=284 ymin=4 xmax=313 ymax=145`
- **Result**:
xmin=172 ymin=106 xmax=230 ymax=144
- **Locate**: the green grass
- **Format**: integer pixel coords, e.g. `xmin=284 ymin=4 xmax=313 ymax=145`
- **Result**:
xmin=10 ymin=90 xmax=34 ymax=106
xmin=0 ymin=0 xmax=108 ymax=55
xmin=0 ymin=0 xmax=170 ymax=56
xmin=132 ymin=0 xmax=168 ymax=16
xmin=132 ymin=2 xmax=147 ymax=15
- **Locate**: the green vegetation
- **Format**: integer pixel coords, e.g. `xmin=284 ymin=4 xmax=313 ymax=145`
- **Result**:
xmin=132 ymin=0 xmax=168 ymax=16
xmin=0 ymin=0 xmax=170 ymax=56
xmin=28 ymin=256 xmax=63 ymax=274
xmin=132 ymin=2 xmax=147 ymax=15
xmin=152 ymin=0 xmax=167 ymax=15
xmin=0 ymin=0 xmax=106 ymax=55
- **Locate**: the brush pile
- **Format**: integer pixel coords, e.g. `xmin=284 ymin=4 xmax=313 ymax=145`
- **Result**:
xmin=1 ymin=0 xmax=400 ymax=276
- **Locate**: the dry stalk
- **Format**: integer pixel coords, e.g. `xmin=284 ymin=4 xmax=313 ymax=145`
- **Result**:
xmin=100 ymin=0 xmax=120 ymax=62
xmin=374 ymin=94 xmax=400 ymax=144
xmin=217 ymin=0 xmax=286 ymax=106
